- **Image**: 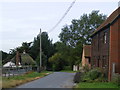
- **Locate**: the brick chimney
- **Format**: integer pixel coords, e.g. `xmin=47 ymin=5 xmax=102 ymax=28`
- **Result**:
xmin=16 ymin=51 xmax=20 ymax=66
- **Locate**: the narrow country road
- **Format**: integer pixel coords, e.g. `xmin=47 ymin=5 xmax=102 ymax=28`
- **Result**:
xmin=16 ymin=72 xmax=75 ymax=88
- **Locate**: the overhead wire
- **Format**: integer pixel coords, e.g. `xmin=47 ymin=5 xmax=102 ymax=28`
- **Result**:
xmin=48 ymin=0 xmax=76 ymax=33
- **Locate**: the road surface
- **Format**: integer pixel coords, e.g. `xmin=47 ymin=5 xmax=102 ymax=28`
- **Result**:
xmin=16 ymin=72 xmax=75 ymax=88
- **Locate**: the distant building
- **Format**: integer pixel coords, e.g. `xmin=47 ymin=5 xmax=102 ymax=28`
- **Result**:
xmin=11 ymin=51 xmax=36 ymax=66
xmin=91 ymin=7 xmax=120 ymax=81
xmin=82 ymin=45 xmax=91 ymax=68
xmin=21 ymin=51 xmax=36 ymax=65
xmin=3 ymin=61 xmax=16 ymax=67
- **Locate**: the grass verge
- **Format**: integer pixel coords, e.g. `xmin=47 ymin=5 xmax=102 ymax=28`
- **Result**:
xmin=75 ymin=82 xmax=119 ymax=88
xmin=2 ymin=71 xmax=52 ymax=88
xmin=59 ymin=70 xmax=77 ymax=73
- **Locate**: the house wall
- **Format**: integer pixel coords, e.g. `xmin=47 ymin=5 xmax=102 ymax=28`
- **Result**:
xmin=91 ymin=28 xmax=110 ymax=76
xmin=118 ymin=17 xmax=120 ymax=74
xmin=82 ymin=49 xmax=89 ymax=67
xmin=109 ymin=17 xmax=120 ymax=81
xmin=82 ymin=46 xmax=91 ymax=68
xmin=82 ymin=49 xmax=86 ymax=67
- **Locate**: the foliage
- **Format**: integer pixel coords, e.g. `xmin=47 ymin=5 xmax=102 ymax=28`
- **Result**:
xmin=59 ymin=10 xmax=107 ymax=46
xmin=2 ymin=11 xmax=107 ymax=72
xmin=74 ymin=68 xmax=108 ymax=84
xmin=52 ymin=42 xmax=82 ymax=70
xmin=1 ymin=51 xmax=9 ymax=65
xmin=3 ymin=32 xmax=55 ymax=70
xmin=63 ymin=66 xmax=71 ymax=70
xmin=74 ymin=72 xmax=84 ymax=83
xmin=83 ymin=64 xmax=90 ymax=73
xmin=49 ymin=53 xmax=64 ymax=71
xmin=112 ymin=73 xmax=120 ymax=86
xmin=57 ymin=10 xmax=107 ymax=70
xmin=82 ymin=68 xmax=107 ymax=82
xmin=29 ymin=32 xmax=55 ymax=69
xmin=35 ymin=52 xmax=47 ymax=67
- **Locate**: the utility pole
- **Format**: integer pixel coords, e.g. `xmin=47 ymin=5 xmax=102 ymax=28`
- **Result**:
xmin=39 ymin=28 xmax=42 ymax=72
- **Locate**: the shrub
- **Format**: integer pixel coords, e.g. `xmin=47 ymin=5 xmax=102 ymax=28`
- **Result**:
xmin=83 ymin=64 xmax=90 ymax=72
xmin=73 ymin=68 xmax=108 ymax=83
xmin=88 ymin=68 xmax=101 ymax=80
xmin=112 ymin=73 xmax=120 ymax=86
xmin=74 ymin=72 xmax=84 ymax=83
xmin=82 ymin=68 xmax=107 ymax=82
xmin=63 ymin=66 xmax=71 ymax=70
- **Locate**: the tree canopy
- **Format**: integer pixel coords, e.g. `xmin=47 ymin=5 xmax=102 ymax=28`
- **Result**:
xmin=2 ymin=10 xmax=107 ymax=71
xmin=59 ymin=10 xmax=107 ymax=47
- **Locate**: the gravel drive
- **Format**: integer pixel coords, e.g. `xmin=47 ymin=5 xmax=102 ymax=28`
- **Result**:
xmin=16 ymin=72 xmax=75 ymax=88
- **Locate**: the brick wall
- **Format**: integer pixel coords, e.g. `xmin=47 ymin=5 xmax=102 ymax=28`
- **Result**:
xmin=109 ymin=17 xmax=120 ymax=81
xmin=91 ymin=28 xmax=110 ymax=66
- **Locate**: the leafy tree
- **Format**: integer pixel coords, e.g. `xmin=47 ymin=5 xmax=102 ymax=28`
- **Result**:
xmin=29 ymin=32 xmax=55 ymax=69
xmin=49 ymin=53 xmax=64 ymax=71
xmin=59 ymin=10 xmax=107 ymax=46
xmin=55 ymin=10 xmax=107 ymax=69
xmin=35 ymin=52 xmax=47 ymax=68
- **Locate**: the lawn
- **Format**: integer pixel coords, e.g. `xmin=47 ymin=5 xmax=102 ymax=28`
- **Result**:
xmin=2 ymin=71 xmax=52 ymax=88
xmin=75 ymin=82 xmax=119 ymax=88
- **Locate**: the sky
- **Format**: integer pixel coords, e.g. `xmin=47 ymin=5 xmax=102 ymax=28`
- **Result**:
xmin=0 ymin=0 xmax=119 ymax=53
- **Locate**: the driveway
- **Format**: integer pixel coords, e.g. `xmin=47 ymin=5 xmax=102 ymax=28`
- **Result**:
xmin=16 ymin=72 xmax=75 ymax=88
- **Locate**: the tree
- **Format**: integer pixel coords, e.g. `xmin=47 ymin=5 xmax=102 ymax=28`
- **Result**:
xmin=59 ymin=10 xmax=107 ymax=46
xmin=35 ymin=52 xmax=47 ymax=68
xmin=29 ymin=32 xmax=55 ymax=69
xmin=57 ymin=10 xmax=107 ymax=68
xmin=1 ymin=51 xmax=9 ymax=65
xmin=49 ymin=53 xmax=64 ymax=71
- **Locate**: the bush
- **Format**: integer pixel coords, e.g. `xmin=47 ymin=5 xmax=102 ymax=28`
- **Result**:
xmin=83 ymin=64 xmax=90 ymax=72
xmin=82 ymin=68 xmax=107 ymax=82
xmin=63 ymin=66 xmax=71 ymax=70
xmin=112 ymin=73 xmax=120 ymax=86
xmin=73 ymin=68 xmax=108 ymax=83
xmin=74 ymin=72 xmax=84 ymax=83
xmin=88 ymin=68 xmax=101 ymax=80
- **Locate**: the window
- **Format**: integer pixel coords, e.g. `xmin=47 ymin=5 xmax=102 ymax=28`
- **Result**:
xmin=88 ymin=57 xmax=91 ymax=64
xmin=103 ymin=32 xmax=107 ymax=44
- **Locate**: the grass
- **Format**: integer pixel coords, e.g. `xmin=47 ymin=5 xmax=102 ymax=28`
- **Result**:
xmin=75 ymin=82 xmax=119 ymax=88
xmin=59 ymin=70 xmax=77 ymax=73
xmin=2 ymin=71 xmax=52 ymax=88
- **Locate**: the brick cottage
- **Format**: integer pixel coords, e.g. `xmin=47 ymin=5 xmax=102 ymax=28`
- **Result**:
xmin=91 ymin=7 xmax=120 ymax=81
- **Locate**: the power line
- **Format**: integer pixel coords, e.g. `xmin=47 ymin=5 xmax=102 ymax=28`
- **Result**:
xmin=48 ymin=0 xmax=76 ymax=33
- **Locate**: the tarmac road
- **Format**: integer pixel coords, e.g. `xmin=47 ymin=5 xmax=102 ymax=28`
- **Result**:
xmin=16 ymin=72 xmax=75 ymax=88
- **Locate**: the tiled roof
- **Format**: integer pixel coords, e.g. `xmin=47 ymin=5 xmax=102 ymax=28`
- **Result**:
xmin=83 ymin=45 xmax=91 ymax=57
xmin=92 ymin=7 xmax=120 ymax=36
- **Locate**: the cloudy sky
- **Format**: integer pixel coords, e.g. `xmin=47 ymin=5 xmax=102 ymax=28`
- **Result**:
xmin=0 ymin=0 xmax=119 ymax=53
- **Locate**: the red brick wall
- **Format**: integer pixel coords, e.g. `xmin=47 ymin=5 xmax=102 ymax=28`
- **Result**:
xmin=118 ymin=18 xmax=120 ymax=74
xmin=109 ymin=17 xmax=120 ymax=81
xmin=118 ymin=18 xmax=120 ymax=73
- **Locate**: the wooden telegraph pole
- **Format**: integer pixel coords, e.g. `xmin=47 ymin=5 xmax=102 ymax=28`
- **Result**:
xmin=39 ymin=28 xmax=42 ymax=72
